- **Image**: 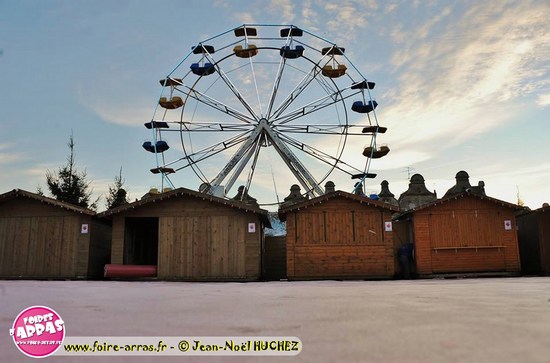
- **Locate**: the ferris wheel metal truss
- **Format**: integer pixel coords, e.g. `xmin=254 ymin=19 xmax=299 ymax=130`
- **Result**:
xmin=143 ymin=24 xmax=389 ymax=205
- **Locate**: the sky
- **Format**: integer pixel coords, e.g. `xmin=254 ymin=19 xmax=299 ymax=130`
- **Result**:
xmin=0 ymin=0 xmax=548 ymax=212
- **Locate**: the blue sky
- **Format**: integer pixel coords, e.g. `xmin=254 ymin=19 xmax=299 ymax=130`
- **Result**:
xmin=0 ymin=0 xmax=548 ymax=211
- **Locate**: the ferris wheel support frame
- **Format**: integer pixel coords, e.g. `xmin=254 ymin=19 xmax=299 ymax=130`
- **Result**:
xmin=208 ymin=118 xmax=324 ymax=197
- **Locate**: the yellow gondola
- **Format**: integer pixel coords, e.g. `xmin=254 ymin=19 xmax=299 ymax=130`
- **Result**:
xmin=158 ymin=96 xmax=184 ymax=110
xmin=233 ymin=44 xmax=258 ymax=58
xmin=322 ymin=64 xmax=347 ymax=78
xmin=363 ymin=145 xmax=390 ymax=158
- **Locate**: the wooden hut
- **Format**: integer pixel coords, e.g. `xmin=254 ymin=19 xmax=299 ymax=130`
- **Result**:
xmin=279 ymin=190 xmax=399 ymax=280
xmin=0 ymin=189 xmax=111 ymax=279
xmin=395 ymin=192 xmax=523 ymax=276
xmin=98 ymin=187 xmax=270 ymax=281
xmin=516 ymin=204 xmax=550 ymax=275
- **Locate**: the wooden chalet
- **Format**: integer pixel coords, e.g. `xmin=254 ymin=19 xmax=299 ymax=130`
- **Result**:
xmin=279 ymin=190 xmax=399 ymax=280
xmin=517 ymin=204 xmax=550 ymax=275
xmin=0 ymin=189 xmax=110 ymax=279
xmin=395 ymin=192 xmax=523 ymax=276
xmin=98 ymin=187 xmax=271 ymax=281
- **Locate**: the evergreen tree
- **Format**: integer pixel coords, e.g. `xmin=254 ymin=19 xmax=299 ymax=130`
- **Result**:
xmin=45 ymin=133 xmax=96 ymax=209
xmin=106 ymin=167 xmax=129 ymax=210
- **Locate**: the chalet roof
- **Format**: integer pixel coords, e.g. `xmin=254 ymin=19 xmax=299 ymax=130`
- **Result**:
xmin=533 ymin=205 xmax=550 ymax=214
xmin=0 ymin=189 xmax=96 ymax=216
xmin=395 ymin=191 xmax=524 ymax=220
xmin=97 ymin=187 xmax=271 ymax=227
xmin=278 ymin=190 xmax=400 ymax=221
xmin=517 ymin=203 xmax=550 ymax=217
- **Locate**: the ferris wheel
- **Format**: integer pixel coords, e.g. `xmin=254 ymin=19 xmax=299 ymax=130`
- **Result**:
xmin=143 ymin=24 xmax=389 ymax=206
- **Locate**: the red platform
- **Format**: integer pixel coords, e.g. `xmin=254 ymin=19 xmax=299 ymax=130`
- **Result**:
xmin=104 ymin=264 xmax=157 ymax=278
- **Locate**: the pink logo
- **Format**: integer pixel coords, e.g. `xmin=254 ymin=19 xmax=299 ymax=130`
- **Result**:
xmin=9 ymin=306 xmax=65 ymax=358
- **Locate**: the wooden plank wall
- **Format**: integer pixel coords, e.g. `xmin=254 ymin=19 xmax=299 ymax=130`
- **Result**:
xmin=87 ymin=220 xmax=112 ymax=278
xmin=0 ymin=198 xmax=96 ymax=278
xmin=0 ymin=211 xmax=89 ymax=278
xmin=286 ymin=198 xmax=394 ymax=279
xmin=413 ymin=215 xmax=432 ymax=275
xmin=109 ymin=197 xmax=262 ymax=280
xmin=110 ymin=216 xmax=125 ymax=265
xmin=157 ymin=214 xmax=256 ymax=279
xmin=414 ymin=197 xmax=520 ymax=275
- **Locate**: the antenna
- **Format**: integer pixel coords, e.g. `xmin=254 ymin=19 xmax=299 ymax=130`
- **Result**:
xmin=403 ymin=166 xmax=414 ymax=180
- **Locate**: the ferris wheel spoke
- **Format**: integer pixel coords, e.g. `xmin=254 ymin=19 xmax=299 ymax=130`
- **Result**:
xmin=182 ymin=86 xmax=256 ymax=124
xmin=274 ymin=124 xmax=369 ymax=135
xmin=272 ymin=89 xmax=359 ymax=126
xmin=178 ymin=121 xmax=254 ymax=132
xmin=169 ymin=131 xmax=253 ymax=171
xmin=270 ymin=63 xmax=322 ymax=120
xmin=265 ymin=56 xmax=288 ymax=119
xmin=275 ymin=131 xmax=364 ymax=176
xmin=202 ymin=53 xmax=260 ymax=120
xmin=246 ymin=53 xmax=264 ymax=118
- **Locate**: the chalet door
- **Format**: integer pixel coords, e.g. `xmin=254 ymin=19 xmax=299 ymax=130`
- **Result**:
xmin=263 ymin=236 xmax=287 ymax=280
xmin=124 ymin=217 xmax=159 ymax=265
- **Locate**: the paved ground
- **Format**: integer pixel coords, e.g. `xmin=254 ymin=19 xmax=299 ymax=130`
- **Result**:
xmin=1 ymin=277 xmax=550 ymax=362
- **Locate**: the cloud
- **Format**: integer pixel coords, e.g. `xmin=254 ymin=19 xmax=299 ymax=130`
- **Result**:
xmin=537 ymin=93 xmax=550 ymax=107
xmin=236 ymin=12 xmax=255 ymax=24
xmin=0 ymin=143 xmax=26 ymax=165
xmin=322 ymin=1 xmax=370 ymax=44
xmin=379 ymin=1 xmax=549 ymax=161
xmin=90 ymin=102 xmax=153 ymax=127
xmin=268 ymin=0 xmax=295 ymax=22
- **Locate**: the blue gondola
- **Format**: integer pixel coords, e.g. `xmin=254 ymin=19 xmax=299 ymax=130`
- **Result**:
xmin=190 ymin=63 xmax=215 ymax=76
xmin=280 ymin=45 xmax=304 ymax=59
xmin=142 ymin=140 xmax=170 ymax=153
xmin=352 ymin=100 xmax=378 ymax=113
